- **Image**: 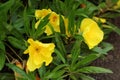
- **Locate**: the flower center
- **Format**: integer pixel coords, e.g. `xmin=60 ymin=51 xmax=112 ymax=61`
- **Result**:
xmin=35 ymin=47 xmax=40 ymax=52
xmin=52 ymin=16 xmax=57 ymax=22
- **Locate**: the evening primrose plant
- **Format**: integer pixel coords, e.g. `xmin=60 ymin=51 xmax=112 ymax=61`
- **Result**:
xmin=0 ymin=0 xmax=120 ymax=80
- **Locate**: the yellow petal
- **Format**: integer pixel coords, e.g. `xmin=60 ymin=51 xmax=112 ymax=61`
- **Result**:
xmin=27 ymin=57 xmax=42 ymax=71
xmin=44 ymin=25 xmax=53 ymax=35
xmin=80 ymin=18 xmax=104 ymax=49
xmin=35 ymin=10 xmax=42 ymax=20
xmin=23 ymin=49 xmax=29 ymax=54
xmin=35 ymin=9 xmax=52 ymax=20
xmin=80 ymin=18 xmax=93 ymax=32
xmin=49 ymin=12 xmax=59 ymax=26
xmin=27 ymin=38 xmax=34 ymax=44
xmin=37 ymin=43 xmax=55 ymax=65
xmin=35 ymin=19 xmax=41 ymax=29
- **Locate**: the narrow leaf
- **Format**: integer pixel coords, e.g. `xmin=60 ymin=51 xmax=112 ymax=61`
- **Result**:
xmin=0 ymin=41 xmax=5 ymax=70
xmin=0 ymin=50 xmax=5 ymax=70
xmin=0 ymin=73 xmax=14 ymax=80
xmin=54 ymin=33 xmax=66 ymax=57
xmin=74 ymin=53 xmax=101 ymax=70
xmin=71 ymin=39 xmax=82 ymax=66
xmin=54 ymin=49 xmax=66 ymax=63
xmin=107 ymin=22 xmax=120 ymax=35
xmin=52 ymin=64 xmax=68 ymax=72
xmin=77 ymin=66 xmax=113 ymax=73
xmin=0 ymin=41 xmax=5 ymax=51
xmin=38 ymin=64 xmax=46 ymax=78
xmin=8 ymin=36 xmax=26 ymax=50
xmin=59 ymin=15 xmax=65 ymax=34
xmin=80 ymin=73 xmax=95 ymax=80
xmin=23 ymin=8 xmax=30 ymax=36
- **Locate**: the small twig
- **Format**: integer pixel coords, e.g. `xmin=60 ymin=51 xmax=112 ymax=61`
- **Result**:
xmin=6 ymin=55 xmax=11 ymax=63
xmin=6 ymin=52 xmax=15 ymax=60
xmin=5 ymin=43 xmax=23 ymax=62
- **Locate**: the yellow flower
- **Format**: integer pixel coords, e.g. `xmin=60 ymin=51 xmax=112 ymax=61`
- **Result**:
xmin=80 ymin=18 xmax=104 ymax=49
xmin=93 ymin=17 xmax=106 ymax=23
xmin=35 ymin=9 xmax=71 ymax=37
xmin=35 ymin=9 xmax=52 ymax=20
xmin=45 ymin=12 xmax=60 ymax=35
xmin=24 ymin=38 xmax=55 ymax=71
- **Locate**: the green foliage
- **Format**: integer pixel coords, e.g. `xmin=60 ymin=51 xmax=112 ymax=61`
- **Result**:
xmin=8 ymin=36 xmax=26 ymax=50
xmin=0 ymin=41 xmax=5 ymax=70
xmin=0 ymin=0 xmax=120 ymax=80
xmin=77 ymin=66 xmax=113 ymax=73
xmin=0 ymin=73 xmax=14 ymax=80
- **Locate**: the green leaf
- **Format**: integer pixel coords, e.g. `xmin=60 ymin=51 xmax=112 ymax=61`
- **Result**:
xmin=0 ymin=73 xmax=14 ymax=80
xmin=0 ymin=50 xmax=5 ymax=71
xmin=77 ymin=66 xmax=113 ymax=73
xmin=54 ymin=33 xmax=66 ymax=57
xmin=36 ymin=14 xmax=50 ymax=31
xmin=27 ymin=72 xmax=36 ymax=80
xmin=46 ymin=70 xmax=65 ymax=79
xmin=59 ymin=15 xmax=65 ymax=34
xmin=13 ymin=18 xmax=24 ymax=31
xmin=92 ymin=42 xmax=114 ymax=54
xmin=52 ymin=64 xmax=68 ymax=72
xmin=74 ymin=53 xmax=101 ymax=70
xmin=68 ymin=10 xmax=75 ymax=35
xmin=70 ymin=75 xmax=77 ymax=80
xmin=0 ymin=41 xmax=5 ymax=70
xmin=106 ymin=22 xmax=120 ymax=35
xmin=54 ymin=49 xmax=66 ymax=63
xmin=6 ymin=63 xmax=31 ymax=80
xmin=8 ymin=36 xmax=26 ymax=50
xmin=0 ymin=0 xmax=15 ymax=12
xmin=80 ymin=73 xmax=95 ymax=80
xmin=71 ymin=39 xmax=82 ymax=66
xmin=98 ymin=2 xmax=106 ymax=9
xmin=23 ymin=8 xmax=30 ymax=36
xmin=38 ymin=64 xmax=46 ymax=78
xmin=101 ymin=42 xmax=114 ymax=52
xmin=0 ymin=41 xmax=5 ymax=51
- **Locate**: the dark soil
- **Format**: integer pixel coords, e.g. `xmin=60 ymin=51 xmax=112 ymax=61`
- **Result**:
xmin=92 ymin=17 xmax=120 ymax=80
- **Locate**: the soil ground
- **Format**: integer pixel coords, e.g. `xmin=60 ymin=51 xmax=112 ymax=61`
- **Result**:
xmin=92 ymin=17 xmax=120 ymax=80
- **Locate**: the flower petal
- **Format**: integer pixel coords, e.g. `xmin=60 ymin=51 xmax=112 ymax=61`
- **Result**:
xmin=80 ymin=18 xmax=104 ymax=49
xmin=27 ymin=57 xmax=42 ymax=71
xmin=24 ymin=49 xmax=29 ymax=54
